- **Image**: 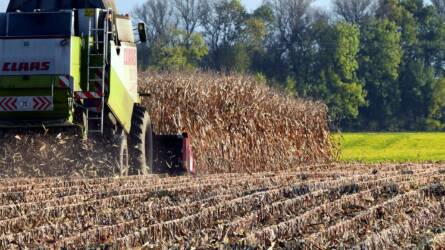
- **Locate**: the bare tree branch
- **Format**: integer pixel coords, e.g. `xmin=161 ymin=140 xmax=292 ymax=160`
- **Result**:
xmin=133 ymin=0 xmax=175 ymax=43
xmin=173 ymin=0 xmax=208 ymax=47
xmin=432 ymin=0 xmax=445 ymax=20
xmin=267 ymin=0 xmax=314 ymax=46
xmin=333 ymin=0 xmax=375 ymax=23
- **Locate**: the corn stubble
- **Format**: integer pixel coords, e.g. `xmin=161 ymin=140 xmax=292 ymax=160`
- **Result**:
xmin=0 ymin=163 xmax=444 ymax=249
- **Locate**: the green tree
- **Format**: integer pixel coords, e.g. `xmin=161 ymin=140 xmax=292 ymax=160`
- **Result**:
xmin=252 ymin=4 xmax=274 ymax=23
xmin=427 ymin=77 xmax=445 ymax=129
xmin=216 ymin=43 xmax=251 ymax=72
xmin=248 ymin=4 xmax=279 ymax=76
xmin=399 ymin=60 xmax=436 ymax=129
xmin=375 ymin=0 xmax=445 ymax=130
xmin=311 ymin=22 xmax=366 ymax=122
xmin=159 ymin=29 xmax=208 ymax=70
xmin=358 ymin=19 xmax=402 ymax=130
xmin=285 ymin=76 xmax=297 ymax=96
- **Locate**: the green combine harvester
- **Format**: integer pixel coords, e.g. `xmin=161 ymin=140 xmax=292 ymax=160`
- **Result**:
xmin=0 ymin=0 xmax=194 ymax=175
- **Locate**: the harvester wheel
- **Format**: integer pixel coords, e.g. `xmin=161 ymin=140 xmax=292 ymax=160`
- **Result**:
xmin=129 ymin=106 xmax=154 ymax=175
xmin=117 ymin=130 xmax=130 ymax=176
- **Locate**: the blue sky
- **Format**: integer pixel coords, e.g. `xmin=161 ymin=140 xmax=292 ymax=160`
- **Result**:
xmin=0 ymin=0 xmax=332 ymax=13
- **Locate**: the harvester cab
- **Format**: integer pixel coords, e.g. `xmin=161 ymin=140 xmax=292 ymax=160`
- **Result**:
xmin=0 ymin=0 xmax=194 ymax=175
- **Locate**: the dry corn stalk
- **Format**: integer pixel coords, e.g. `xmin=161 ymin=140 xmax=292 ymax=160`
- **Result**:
xmin=140 ymin=71 xmax=332 ymax=174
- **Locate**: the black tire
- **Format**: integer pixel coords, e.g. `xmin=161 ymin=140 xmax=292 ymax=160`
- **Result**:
xmin=117 ymin=130 xmax=130 ymax=176
xmin=129 ymin=106 xmax=154 ymax=175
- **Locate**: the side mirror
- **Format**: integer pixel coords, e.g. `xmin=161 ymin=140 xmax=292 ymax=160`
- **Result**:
xmin=138 ymin=22 xmax=147 ymax=43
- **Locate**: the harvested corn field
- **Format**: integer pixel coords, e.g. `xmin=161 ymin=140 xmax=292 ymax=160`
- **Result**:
xmin=0 ymin=131 xmax=122 ymax=178
xmin=1 ymin=163 xmax=445 ymax=249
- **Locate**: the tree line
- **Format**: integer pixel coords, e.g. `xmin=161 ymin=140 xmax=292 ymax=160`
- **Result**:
xmin=134 ymin=0 xmax=445 ymax=131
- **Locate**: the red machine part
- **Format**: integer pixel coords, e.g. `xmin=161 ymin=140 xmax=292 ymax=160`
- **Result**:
xmin=182 ymin=133 xmax=195 ymax=174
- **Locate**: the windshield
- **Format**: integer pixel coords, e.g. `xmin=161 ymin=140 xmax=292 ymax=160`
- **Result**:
xmin=5 ymin=12 xmax=73 ymax=37
xmin=6 ymin=0 xmax=117 ymax=12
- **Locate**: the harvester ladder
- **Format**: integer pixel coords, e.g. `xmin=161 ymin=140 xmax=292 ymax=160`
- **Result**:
xmin=85 ymin=9 xmax=112 ymax=135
